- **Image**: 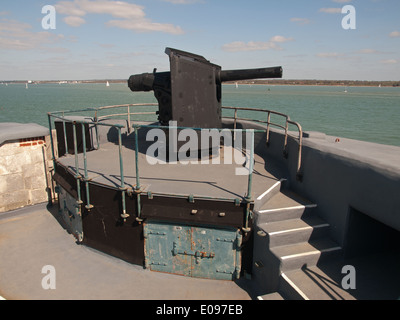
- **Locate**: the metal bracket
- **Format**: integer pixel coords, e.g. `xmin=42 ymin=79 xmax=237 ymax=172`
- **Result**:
xmin=188 ymin=194 xmax=195 ymax=203
xmin=216 ymin=269 xmax=234 ymax=275
xmin=121 ymin=212 xmax=130 ymax=220
xmin=172 ymin=242 xmax=215 ymax=264
xmin=234 ymin=198 xmax=241 ymax=207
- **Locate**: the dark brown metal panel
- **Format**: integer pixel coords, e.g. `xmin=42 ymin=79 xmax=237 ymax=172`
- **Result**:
xmin=81 ymin=183 xmax=145 ymax=266
xmin=53 ymin=162 xmax=79 ymax=197
xmin=55 ymin=121 xmax=92 ymax=157
xmin=139 ymin=195 xmax=246 ymax=228
xmin=52 ymin=162 xmax=254 ymax=273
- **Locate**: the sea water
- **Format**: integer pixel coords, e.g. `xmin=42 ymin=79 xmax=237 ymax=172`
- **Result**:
xmin=1 ymin=82 xmax=399 ymax=147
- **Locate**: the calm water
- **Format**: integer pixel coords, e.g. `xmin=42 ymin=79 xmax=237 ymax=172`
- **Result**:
xmin=1 ymin=82 xmax=399 ymax=146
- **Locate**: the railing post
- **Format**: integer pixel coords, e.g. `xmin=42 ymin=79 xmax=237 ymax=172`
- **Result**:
xmin=133 ymin=126 xmax=143 ymax=222
xmin=93 ymin=110 xmax=100 ymax=150
xmin=294 ymin=121 xmax=303 ymax=181
xmin=266 ymin=112 xmax=271 ymax=146
xmin=47 ymin=113 xmax=56 ymax=171
xmin=127 ymin=105 xmax=131 ymax=133
xmin=283 ymin=120 xmax=289 ymax=158
xmin=243 ymin=129 xmax=254 ymax=233
xmin=81 ymin=123 xmax=93 ymax=211
xmin=118 ymin=127 xmax=129 ymax=221
xmin=62 ymin=118 xmax=69 ymax=155
xmin=72 ymin=122 xmax=83 ymax=211
xmin=233 ymin=108 xmax=238 ymax=130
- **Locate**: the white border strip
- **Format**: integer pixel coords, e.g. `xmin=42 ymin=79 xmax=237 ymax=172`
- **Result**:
xmin=269 ymin=223 xmax=330 ymax=236
xmin=257 ymin=180 xmax=282 ymax=201
xmin=281 ymin=273 xmax=310 ymax=300
xmin=259 ymin=204 xmax=317 ymax=214
xmin=281 ymin=246 xmax=341 ymax=261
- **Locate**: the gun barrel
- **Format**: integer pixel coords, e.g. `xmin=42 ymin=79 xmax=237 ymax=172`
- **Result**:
xmin=219 ymin=66 xmax=282 ymax=82
xmin=128 ymin=73 xmax=155 ymax=92
xmin=128 ymin=71 xmax=172 ymax=92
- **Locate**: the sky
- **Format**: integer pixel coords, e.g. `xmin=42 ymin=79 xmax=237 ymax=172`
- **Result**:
xmin=0 ymin=0 xmax=399 ymax=81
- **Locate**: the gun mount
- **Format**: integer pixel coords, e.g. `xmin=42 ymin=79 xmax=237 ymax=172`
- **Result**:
xmin=128 ymin=48 xmax=283 ymax=128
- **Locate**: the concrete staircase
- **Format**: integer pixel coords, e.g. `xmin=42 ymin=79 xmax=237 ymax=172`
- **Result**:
xmin=252 ymin=179 xmax=343 ymax=300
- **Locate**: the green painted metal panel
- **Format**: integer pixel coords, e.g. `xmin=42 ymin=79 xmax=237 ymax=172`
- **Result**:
xmin=57 ymin=185 xmax=83 ymax=242
xmin=144 ymin=221 xmax=242 ymax=280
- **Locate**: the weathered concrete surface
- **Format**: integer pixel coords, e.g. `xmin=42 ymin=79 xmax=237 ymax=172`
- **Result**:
xmin=0 ymin=123 xmax=55 ymax=213
xmin=265 ymin=129 xmax=400 ymax=247
xmin=0 ymin=204 xmax=253 ymax=300
xmin=0 ymin=139 xmax=48 ymax=212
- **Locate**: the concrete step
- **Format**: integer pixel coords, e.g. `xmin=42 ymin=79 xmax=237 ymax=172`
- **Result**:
xmin=255 ymin=190 xmax=317 ymax=224
xmin=254 ymin=179 xmax=287 ymax=211
xmin=271 ymin=238 xmax=342 ymax=273
xmin=279 ymin=266 xmax=356 ymax=300
xmin=257 ymin=292 xmax=286 ymax=300
xmin=259 ymin=216 xmax=330 ymax=247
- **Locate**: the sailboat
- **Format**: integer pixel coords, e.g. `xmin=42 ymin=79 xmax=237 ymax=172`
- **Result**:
xmin=106 ymin=81 xmax=110 ymax=87
xmin=26 ymin=83 xmax=28 ymax=89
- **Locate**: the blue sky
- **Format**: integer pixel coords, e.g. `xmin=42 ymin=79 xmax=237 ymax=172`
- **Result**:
xmin=0 ymin=0 xmax=399 ymax=81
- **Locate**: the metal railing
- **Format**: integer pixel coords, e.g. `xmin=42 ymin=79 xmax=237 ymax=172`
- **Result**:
xmin=222 ymin=106 xmax=303 ymax=180
xmin=48 ymin=103 xmax=303 ymax=230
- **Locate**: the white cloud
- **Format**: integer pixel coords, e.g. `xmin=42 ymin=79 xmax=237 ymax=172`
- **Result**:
xmin=161 ymin=0 xmax=202 ymax=4
xmin=356 ymin=49 xmax=379 ymax=54
xmin=56 ymin=1 xmax=87 ymax=16
xmin=55 ymin=0 xmax=184 ymax=34
xmin=290 ymin=18 xmax=311 ymax=25
xmin=381 ymin=59 xmax=398 ymax=64
xmin=270 ymin=35 xmax=294 ymax=43
xmin=316 ymin=52 xmax=343 ymax=58
xmin=64 ymin=16 xmax=86 ymax=27
xmin=0 ymin=18 xmax=63 ymax=50
xmin=319 ymin=8 xmax=342 ymax=14
xmin=222 ymin=36 xmax=293 ymax=52
xmin=389 ymin=31 xmax=400 ymax=38
xmin=107 ymin=19 xmax=183 ymax=34
xmin=222 ymin=41 xmax=278 ymax=52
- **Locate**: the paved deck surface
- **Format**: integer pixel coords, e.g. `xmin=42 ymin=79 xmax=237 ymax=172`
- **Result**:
xmin=58 ymin=142 xmax=283 ymax=201
xmin=0 ymin=204 xmax=253 ymax=300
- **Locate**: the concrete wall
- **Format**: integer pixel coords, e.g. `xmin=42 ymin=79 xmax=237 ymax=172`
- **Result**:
xmin=0 ymin=135 xmax=54 ymax=213
xmin=264 ymin=129 xmax=400 ymax=247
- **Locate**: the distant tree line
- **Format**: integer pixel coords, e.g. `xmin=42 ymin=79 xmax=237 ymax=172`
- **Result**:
xmin=226 ymin=79 xmax=400 ymax=87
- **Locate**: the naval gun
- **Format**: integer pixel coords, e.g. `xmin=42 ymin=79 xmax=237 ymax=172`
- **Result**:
xmin=128 ymin=48 xmax=283 ymax=128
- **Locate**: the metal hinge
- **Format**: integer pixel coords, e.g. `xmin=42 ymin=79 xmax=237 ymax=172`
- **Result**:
xmin=149 ymin=262 xmax=167 ymax=266
xmin=216 ymin=269 xmax=234 ymax=275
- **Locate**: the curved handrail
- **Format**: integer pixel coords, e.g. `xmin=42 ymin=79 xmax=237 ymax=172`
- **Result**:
xmin=222 ymin=106 xmax=303 ymax=180
xmin=47 ymin=103 xmax=304 ymax=226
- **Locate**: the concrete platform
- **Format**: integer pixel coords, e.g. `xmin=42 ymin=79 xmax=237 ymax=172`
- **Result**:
xmin=0 ymin=204 xmax=254 ymax=300
xmin=58 ymin=141 xmax=284 ymax=201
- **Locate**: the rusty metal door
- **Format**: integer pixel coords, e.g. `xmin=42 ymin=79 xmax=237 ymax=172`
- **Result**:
xmin=144 ymin=222 xmax=242 ymax=280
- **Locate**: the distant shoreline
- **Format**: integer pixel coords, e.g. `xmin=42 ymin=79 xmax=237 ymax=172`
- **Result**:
xmin=225 ymin=79 xmax=400 ymax=87
xmin=1 ymin=79 xmax=399 ymax=87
